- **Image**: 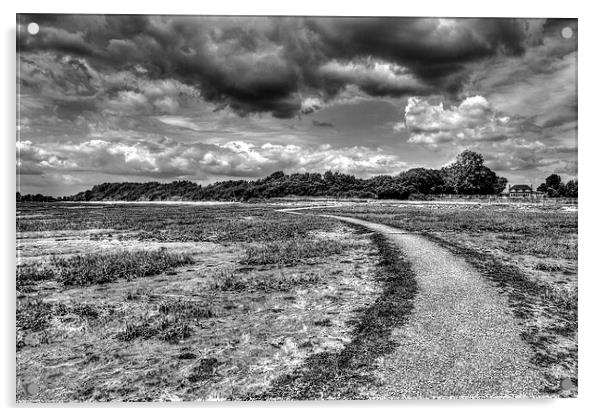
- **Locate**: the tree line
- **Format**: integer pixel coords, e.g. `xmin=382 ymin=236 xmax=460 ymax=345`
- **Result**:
xmin=16 ymin=192 xmax=58 ymax=202
xmin=15 ymin=151 xmax=576 ymax=202
xmin=537 ymin=174 xmax=578 ymax=198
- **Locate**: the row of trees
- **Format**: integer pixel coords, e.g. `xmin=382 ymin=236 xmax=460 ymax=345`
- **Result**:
xmin=57 ymin=150 xmax=508 ymax=201
xmin=16 ymin=192 xmax=57 ymax=202
xmin=16 ymin=151 xmax=577 ymax=202
xmin=537 ymin=174 xmax=578 ymax=198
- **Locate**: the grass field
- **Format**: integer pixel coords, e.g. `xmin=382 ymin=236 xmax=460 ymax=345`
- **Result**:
xmin=16 ymin=200 xmax=577 ymax=401
xmin=16 ymin=202 xmax=388 ymax=401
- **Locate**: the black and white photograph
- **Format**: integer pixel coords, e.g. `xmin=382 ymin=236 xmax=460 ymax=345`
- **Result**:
xmin=15 ymin=12 xmax=578 ymax=402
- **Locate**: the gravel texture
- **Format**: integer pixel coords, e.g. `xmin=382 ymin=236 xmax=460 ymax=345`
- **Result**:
xmin=325 ymin=215 xmax=547 ymax=399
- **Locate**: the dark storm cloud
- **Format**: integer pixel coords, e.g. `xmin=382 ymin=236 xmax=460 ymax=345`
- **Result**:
xmin=18 ymin=15 xmax=540 ymax=119
xmin=307 ymin=18 xmax=531 ymax=92
xmin=462 ymin=17 xmax=577 ymax=140
xmin=16 ymin=15 xmax=578 ymax=194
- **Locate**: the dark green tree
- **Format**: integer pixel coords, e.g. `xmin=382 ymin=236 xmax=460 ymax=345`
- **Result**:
xmin=494 ymin=177 xmax=508 ymax=194
xmin=399 ymin=168 xmax=445 ymax=194
xmin=441 ymin=150 xmax=506 ymax=195
xmin=538 ymin=174 xmax=567 ymax=197
xmin=565 ymin=179 xmax=578 ymax=198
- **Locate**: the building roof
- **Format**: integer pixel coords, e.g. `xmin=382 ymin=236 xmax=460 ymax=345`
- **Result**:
xmin=509 ymin=184 xmax=533 ymax=191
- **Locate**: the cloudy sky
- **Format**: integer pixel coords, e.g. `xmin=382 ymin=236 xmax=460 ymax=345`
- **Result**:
xmin=16 ymin=15 xmax=577 ymax=196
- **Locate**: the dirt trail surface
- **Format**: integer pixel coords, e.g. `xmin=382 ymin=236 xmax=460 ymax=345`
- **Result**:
xmin=319 ymin=214 xmax=546 ymax=399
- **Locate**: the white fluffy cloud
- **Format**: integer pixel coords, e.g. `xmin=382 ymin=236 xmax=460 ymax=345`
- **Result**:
xmin=397 ymin=94 xmax=577 ymax=180
xmin=319 ymin=58 xmax=430 ymax=96
xmin=17 ymin=137 xmax=408 ymax=184
xmin=403 ymin=95 xmax=514 ymax=145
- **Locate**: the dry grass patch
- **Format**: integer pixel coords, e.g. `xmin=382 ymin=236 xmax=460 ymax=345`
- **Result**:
xmin=116 ymin=299 xmax=214 ymax=344
xmin=17 ymin=249 xmax=193 ymax=290
xmin=210 ymin=266 xmax=323 ymax=292
xmin=242 ymin=238 xmax=346 ymax=266
xmin=17 ymin=202 xmax=339 ymax=244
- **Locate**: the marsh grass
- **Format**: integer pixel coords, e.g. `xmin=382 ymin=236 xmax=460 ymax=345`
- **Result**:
xmin=16 ymin=299 xmax=54 ymax=332
xmin=16 ymin=299 xmax=108 ymax=350
xmin=242 ymin=238 xmax=345 ymax=266
xmin=17 ymin=202 xmax=337 ymax=244
xmin=534 ymin=261 xmax=564 ymax=272
xmin=158 ymin=298 xmax=216 ymax=320
xmin=116 ymin=299 xmax=214 ymax=343
xmin=16 ymin=265 xmax=54 ymax=292
xmin=211 ymin=266 xmax=322 ymax=292
xmin=318 ymin=204 xmax=577 ymax=260
xmin=115 ymin=317 xmax=160 ymax=341
xmin=54 ymin=249 xmax=194 ymax=286
xmin=17 ymin=249 xmax=193 ymax=288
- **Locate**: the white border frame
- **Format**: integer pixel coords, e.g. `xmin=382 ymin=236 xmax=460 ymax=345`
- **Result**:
xmin=3 ymin=1 xmax=599 ymax=414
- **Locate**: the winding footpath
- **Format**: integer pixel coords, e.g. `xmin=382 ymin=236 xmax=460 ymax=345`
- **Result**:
xmin=298 ymin=210 xmax=546 ymax=398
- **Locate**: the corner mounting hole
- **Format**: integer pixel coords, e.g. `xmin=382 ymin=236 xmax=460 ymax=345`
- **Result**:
xmin=24 ymin=381 xmax=39 ymax=395
xmin=561 ymin=27 xmax=573 ymax=39
xmin=27 ymin=22 xmax=39 ymax=35
xmin=560 ymin=378 xmax=574 ymax=390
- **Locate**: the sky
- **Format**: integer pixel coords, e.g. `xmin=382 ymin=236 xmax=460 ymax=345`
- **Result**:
xmin=16 ymin=15 xmax=577 ymax=196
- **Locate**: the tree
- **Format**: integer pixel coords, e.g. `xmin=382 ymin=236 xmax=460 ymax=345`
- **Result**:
xmin=442 ymin=150 xmax=505 ymax=195
xmin=546 ymin=174 xmax=562 ymax=189
xmin=538 ymin=174 xmax=568 ymax=197
xmin=265 ymin=171 xmax=285 ymax=183
xmin=399 ymin=168 xmax=445 ymax=194
xmin=494 ymin=177 xmax=508 ymax=194
xmin=537 ymin=183 xmax=548 ymax=193
xmin=17 ymin=192 xmax=56 ymax=202
xmin=565 ymin=179 xmax=578 ymax=198
xmin=323 ymin=170 xmax=335 ymax=183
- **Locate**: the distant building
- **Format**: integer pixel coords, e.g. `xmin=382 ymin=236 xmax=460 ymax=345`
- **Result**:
xmin=506 ymin=184 xmax=545 ymax=198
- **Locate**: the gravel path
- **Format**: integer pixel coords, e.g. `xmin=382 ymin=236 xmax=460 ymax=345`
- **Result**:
xmin=324 ymin=215 xmax=546 ymax=399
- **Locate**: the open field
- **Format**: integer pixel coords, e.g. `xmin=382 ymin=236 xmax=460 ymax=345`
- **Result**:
xmin=16 ymin=200 xmax=577 ymax=401
xmin=16 ymin=202 xmax=389 ymax=401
